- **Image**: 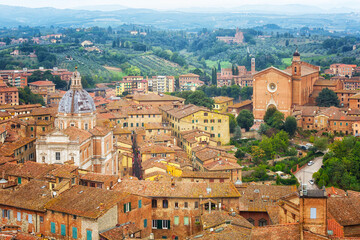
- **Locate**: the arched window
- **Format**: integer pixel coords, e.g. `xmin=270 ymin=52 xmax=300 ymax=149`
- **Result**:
xmin=152 ymin=199 xmax=157 ymax=208
xmin=42 ymin=156 xmax=45 ymax=163
xmin=259 ymin=218 xmax=267 ymax=226
xmin=247 ymin=218 xmax=255 ymax=225
xmin=163 ymin=199 xmax=168 ymax=208
xmin=294 ymin=67 xmax=297 ymax=73
xmin=85 ymin=123 xmax=88 ymax=130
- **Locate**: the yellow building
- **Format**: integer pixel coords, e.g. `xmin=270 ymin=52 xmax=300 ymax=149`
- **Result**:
xmin=212 ymin=96 xmax=234 ymax=113
xmin=159 ymin=104 xmax=230 ymax=145
xmin=116 ymin=80 xmax=133 ymax=96
xmin=179 ymin=129 xmax=218 ymax=157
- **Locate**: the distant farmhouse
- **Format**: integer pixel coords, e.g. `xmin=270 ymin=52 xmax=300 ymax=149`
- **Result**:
xmin=217 ymin=28 xmax=244 ymax=44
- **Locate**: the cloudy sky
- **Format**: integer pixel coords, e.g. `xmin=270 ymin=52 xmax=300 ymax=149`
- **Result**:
xmin=0 ymin=0 xmax=356 ymax=10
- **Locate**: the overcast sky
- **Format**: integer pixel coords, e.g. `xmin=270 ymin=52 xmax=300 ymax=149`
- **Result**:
xmin=0 ymin=0 xmax=357 ymax=10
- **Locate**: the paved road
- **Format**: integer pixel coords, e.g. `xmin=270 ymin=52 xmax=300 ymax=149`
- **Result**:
xmin=294 ymin=157 xmax=323 ymax=190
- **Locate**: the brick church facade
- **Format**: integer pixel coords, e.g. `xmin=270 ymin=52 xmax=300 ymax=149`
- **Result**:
xmin=253 ymin=50 xmax=320 ymax=120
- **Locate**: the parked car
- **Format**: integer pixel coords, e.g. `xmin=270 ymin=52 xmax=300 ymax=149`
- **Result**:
xmin=308 ymin=161 xmax=314 ymax=166
xmin=309 ymin=179 xmax=315 ymax=185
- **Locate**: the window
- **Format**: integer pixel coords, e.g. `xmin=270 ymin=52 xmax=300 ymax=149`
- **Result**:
xmin=144 ymin=219 xmax=147 ymax=228
xmin=152 ymin=199 xmax=157 ymax=208
xmin=247 ymin=218 xmax=255 ymax=225
xmin=124 ymin=202 xmax=131 ymax=213
xmin=17 ymin=177 xmax=21 ymax=184
xmin=51 ymin=222 xmax=56 ymax=233
xmin=30 ymin=127 xmax=33 ymax=131
xmin=28 ymin=214 xmax=32 ymax=223
xmin=73 ymin=215 xmax=77 ymax=220
xmin=2 ymin=209 xmax=10 ymax=219
xmin=17 ymin=212 xmax=21 ymax=221
xmin=163 ymin=200 xmax=168 ymax=208
xmin=218 ymin=133 xmax=220 ymax=137
xmin=310 ymin=208 xmax=317 ymax=219
xmin=86 ymin=230 xmax=92 ymax=240
xmin=61 ymin=224 xmax=66 ymax=236
xmin=195 ymin=217 xmax=200 ymax=224
xmin=72 ymin=227 xmax=78 ymax=239
xmin=163 ymin=220 xmax=169 ymax=229
xmin=174 ymin=202 xmax=179 ymax=209
xmin=184 ymin=217 xmax=189 ymax=225
xmin=194 ymin=201 xmax=199 ymax=209
xmin=184 ymin=202 xmax=188 ymax=208
xmin=138 ymin=200 xmax=142 ymax=208
xmin=56 ymin=152 xmax=60 ymax=160
xmin=204 ymin=119 xmax=208 ymax=123
xmin=218 ymin=119 xmax=221 ymax=123
xmin=259 ymin=219 xmax=267 ymax=226
xmin=204 ymin=113 xmax=208 ymax=116
xmin=211 ymin=126 xmax=214 ymax=130
xmin=152 ymin=220 xmax=158 ymax=229
xmin=40 ymin=216 xmax=44 ymax=223
xmin=85 ymin=123 xmax=88 ymax=130
xmin=174 ymin=216 xmax=179 ymax=225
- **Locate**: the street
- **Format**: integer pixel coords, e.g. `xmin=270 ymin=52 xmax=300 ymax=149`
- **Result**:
xmin=294 ymin=157 xmax=323 ymax=190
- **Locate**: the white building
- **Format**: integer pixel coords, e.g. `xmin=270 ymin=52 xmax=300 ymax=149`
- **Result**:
xmin=36 ymin=69 xmax=117 ymax=174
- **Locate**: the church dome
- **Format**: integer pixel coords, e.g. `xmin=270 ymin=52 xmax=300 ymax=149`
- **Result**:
xmin=58 ymin=69 xmax=96 ymax=114
xmin=293 ymin=49 xmax=300 ymax=57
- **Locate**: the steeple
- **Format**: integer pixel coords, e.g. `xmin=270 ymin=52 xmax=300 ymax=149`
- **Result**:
xmin=292 ymin=48 xmax=301 ymax=77
xmin=293 ymin=47 xmax=300 ymax=62
xmin=70 ymin=67 xmax=82 ymax=90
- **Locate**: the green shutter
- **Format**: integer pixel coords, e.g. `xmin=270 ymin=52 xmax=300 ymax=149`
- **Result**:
xmin=50 ymin=222 xmax=55 ymax=233
xmin=144 ymin=219 xmax=147 ymax=228
xmin=72 ymin=227 xmax=78 ymax=239
xmin=157 ymin=220 xmax=162 ymax=229
xmin=124 ymin=204 xmax=126 ymax=213
xmin=129 ymin=202 xmax=131 ymax=211
xmin=17 ymin=177 xmax=21 ymax=184
xmin=168 ymin=220 xmax=170 ymax=229
xmin=138 ymin=200 xmax=142 ymax=208
xmin=86 ymin=230 xmax=92 ymax=240
xmin=61 ymin=224 xmax=66 ymax=236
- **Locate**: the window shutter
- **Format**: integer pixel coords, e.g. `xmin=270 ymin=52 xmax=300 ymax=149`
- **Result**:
xmin=124 ymin=204 xmax=126 ymax=213
xmin=144 ymin=219 xmax=147 ymax=228
xmin=86 ymin=230 xmax=92 ymax=240
xmin=7 ymin=210 xmax=10 ymax=219
xmin=51 ymin=222 xmax=56 ymax=233
xmin=61 ymin=224 xmax=66 ymax=236
xmin=129 ymin=202 xmax=131 ymax=211
xmin=157 ymin=220 xmax=162 ymax=229
xmin=72 ymin=227 xmax=78 ymax=239
xmin=168 ymin=220 xmax=170 ymax=229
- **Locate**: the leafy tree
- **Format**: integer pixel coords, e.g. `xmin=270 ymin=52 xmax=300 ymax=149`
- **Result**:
xmin=264 ymin=107 xmax=277 ymax=124
xmin=239 ymin=87 xmax=253 ymax=100
xmin=316 ymin=88 xmax=340 ymax=107
xmin=251 ymin=146 xmax=266 ymax=165
xmin=227 ymin=113 xmax=237 ymax=133
xmin=268 ymin=111 xmax=284 ymax=129
xmin=18 ymin=86 xmax=45 ymax=105
xmin=174 ymin=91 xmax=214 ymax=109
xmin=235 ymin=148 xmax=245 ymax=159
xmin=234 ymin=126 xmax=242 ymax=140
xmin=236 ymin=110 xmax=254 ymax=131
xmin=313 ymin=137 xmax=328 ymax=152
xmin=258 ymin=123 xmax=270 ymax=135
xmin=283 ymin=116 xmax=297 ymax=136
xmin=211 ymin=67 xmax=217 ymax=85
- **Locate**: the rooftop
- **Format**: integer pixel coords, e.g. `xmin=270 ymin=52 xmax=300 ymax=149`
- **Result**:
xmin=45 ymin=185 xmax=129 ymax=219
xmin=113 ymin=179 xmax=240 ymax=199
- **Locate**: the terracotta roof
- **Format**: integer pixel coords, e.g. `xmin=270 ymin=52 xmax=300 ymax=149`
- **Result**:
xmin=113 ymin=179 xmax=241 ymax=199
xmin=140 ymin=144 xmax=175 ymax=154
xmin=313 ymin=79 xmax=339 ymax=86
xmin=250 ymin=223 xmax=300 ymax=240
xmin=1 ymin=161 xmax=57 ymax=179
xmin=187 ymin=224 xmax=252 ymax=240
xmin=29 ymin=80 xmax=55 ymax=86
xmin=45 ymin=185 xmax=129 ymax=219
xmin=179 ymin=73 xmax=200 ymax=77
xmin=238 ymin=185 xmax=296 ymax=212
xmin=265 ymin=205 xmax=280 ymax=224
xmin=349 ymin=92 xmax=360 ymax=99
xmin=229 ymin=100 xmax=253 ymax=109
xmin=213 ymin=96 xmax=234 ymax=104
xmin=0 ymin=180 xmax=52 ymax=212
xmin=45 ymin=164 xmax=78 ymax=180
xmin=132 ymin=93 xmax=184 ymax=102
xmin=181 ymin=171 xmax=231 ymax=179
xmin=80 ymin=172 xmax=119 ymax=183
xmin=99 ymin=223 xmax=141 ymax=240
xmin=327 ymin=195 xmax=360 ymax=226
xmin=202 ymin=211 xmax=253 ymax=229
xmin=160 ymin=104 xmax=210 ymax=119
xmin=62 ymin=127 xmax=92 ymax=143
xmin=195 ymin=147 xmax=237 ymax=162
xmin=89 ymin=126 xmax=111 ymax=136
xmin=204 ymin=160 xmax=242 ymax=171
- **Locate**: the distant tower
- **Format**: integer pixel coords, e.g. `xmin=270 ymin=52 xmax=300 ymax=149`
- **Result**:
xmin=291 ymin=49 xmax=301 ymax=78
xmin=251 ymin=58 xmax=256 ymax=75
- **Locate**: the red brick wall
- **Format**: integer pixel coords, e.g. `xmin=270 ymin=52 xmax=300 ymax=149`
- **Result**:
xmin=240 ymin=211 xmax=270 ymax=226
xmin=44 ymin=211 xmax=83 ymax=240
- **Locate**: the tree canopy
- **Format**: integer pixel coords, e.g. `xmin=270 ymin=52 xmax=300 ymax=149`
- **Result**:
xmin=236 ymin=109 xmax=254 ymax=131
xmin=316 ymin=88 xmax=340 ymax=107
xmin=313 ymin=136 xmax=360 ymax=191
xmin=283 ymin=116 xmax=297 ymax=136
xmin=19 ymin=86 xmax=45 ymax=105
